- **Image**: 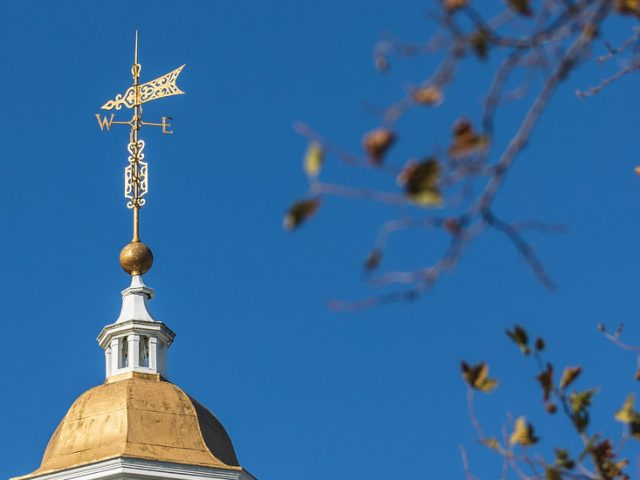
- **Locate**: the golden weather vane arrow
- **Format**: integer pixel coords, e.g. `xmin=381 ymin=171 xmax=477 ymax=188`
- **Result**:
xmin=96 ymin=32 xmax=186 ymax=277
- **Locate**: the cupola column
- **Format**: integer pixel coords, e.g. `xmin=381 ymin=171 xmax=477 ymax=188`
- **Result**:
xmin=149 ymin=336 xmax=158 ymax=370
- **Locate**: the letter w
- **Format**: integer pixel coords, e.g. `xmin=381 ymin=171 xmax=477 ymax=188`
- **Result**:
xmin=95 ymin=114 xmax=115 ymax=131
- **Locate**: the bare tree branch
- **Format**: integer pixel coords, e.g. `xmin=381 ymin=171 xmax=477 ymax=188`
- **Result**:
xmin=287 ymin=0 xmax=633 ymax=309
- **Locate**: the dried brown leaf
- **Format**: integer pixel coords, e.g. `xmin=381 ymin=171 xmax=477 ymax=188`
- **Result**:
xmin=363 ymin=128 xmax=395 ymax=164
xmin=397 ymin=158 xmax=443 ymax=207
xmin=283 ymin=198 xmax=321 ymax=230
xmin=509 ymin=416 xmax=538 ymax=446
xmin=412 ymin=86 xmax=443 ymax=106
xmin=461 ymin=361 xmax=498 ymax=393
xmin=560 ymin=366 xmax=582 ymax=389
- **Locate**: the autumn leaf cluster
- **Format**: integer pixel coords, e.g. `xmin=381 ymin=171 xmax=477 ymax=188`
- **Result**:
xmin=461 ymin=325 xmax=638 ymax=479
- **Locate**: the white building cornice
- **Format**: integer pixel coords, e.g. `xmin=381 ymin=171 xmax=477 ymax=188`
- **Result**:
xmin=12 ymin=457 xmax=256 ymax=480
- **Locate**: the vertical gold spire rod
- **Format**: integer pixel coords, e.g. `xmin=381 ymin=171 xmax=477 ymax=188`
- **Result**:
xmin=131 ymin=31 xmax=142 ymax=243
xmin=96 ymin=32 xmax=186 ymax=276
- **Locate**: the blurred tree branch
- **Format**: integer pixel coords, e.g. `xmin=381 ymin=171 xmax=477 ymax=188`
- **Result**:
xmin=286 ymin=0 xmax=640 ymax=309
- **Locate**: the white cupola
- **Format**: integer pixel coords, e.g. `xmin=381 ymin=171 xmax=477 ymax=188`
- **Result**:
xmin=97 ymin=275 xmax=175 ymax=379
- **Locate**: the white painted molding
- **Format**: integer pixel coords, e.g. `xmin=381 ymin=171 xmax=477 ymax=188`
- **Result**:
xmin=11 ymin=457 xmax=257 ymax=480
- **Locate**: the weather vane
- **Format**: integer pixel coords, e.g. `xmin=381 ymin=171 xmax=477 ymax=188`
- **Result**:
xmin=96 ymin=31 xmax=185 ymax=277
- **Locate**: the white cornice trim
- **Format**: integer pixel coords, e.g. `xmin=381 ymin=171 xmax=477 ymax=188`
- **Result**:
xmin=12 ymin=458 xmax=257 ymax=480
xmin=96 ymin=319 xmax=175 ymax=348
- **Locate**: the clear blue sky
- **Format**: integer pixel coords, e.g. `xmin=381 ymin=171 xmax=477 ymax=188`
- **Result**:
xmin=2 ymin=1 xmax=640 ymax=478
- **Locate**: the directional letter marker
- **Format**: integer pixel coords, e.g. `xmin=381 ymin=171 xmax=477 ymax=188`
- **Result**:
xmin=96 ymin=32 xmax=185 ymax=244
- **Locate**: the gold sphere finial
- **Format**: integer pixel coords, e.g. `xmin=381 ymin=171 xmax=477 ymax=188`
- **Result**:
xmin=119 ymin=241 xmax=154 ymax=276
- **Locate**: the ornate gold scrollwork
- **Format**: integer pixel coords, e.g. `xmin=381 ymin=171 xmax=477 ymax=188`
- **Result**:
xmin=125 ymin=140 xmax=148 ymax=209
xmin=101 ymin=65 xmax=185 ymax=111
